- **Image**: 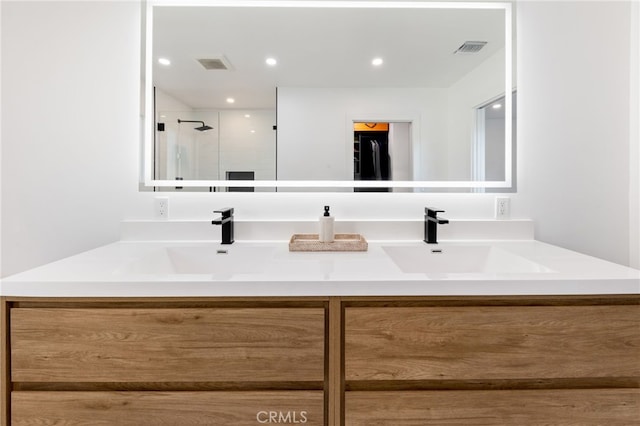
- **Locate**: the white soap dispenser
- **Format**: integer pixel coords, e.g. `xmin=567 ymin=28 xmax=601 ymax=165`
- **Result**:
xmin=319 ymin=205 xmax=335 ymax=243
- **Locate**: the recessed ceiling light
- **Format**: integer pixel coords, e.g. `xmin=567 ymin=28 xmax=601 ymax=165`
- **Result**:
xmin=372 ymin=57 xmax=383 ymax=66
xmin=226 ymin=97 xmax=235 ymax=104
xmin=492 ymin=103 xmax=502 ymax=109
xmin=265 ymin=57 xmax=277 ymax=66
xmin=244 ymin=114 xmax=251 ymax=118
xmin=158 ymin=57 xmax=171 ymax=66
xmin=250 ymin=130 xmax=256 ymax=133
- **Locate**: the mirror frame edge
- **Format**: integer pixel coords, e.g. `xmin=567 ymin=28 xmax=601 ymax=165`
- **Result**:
xmin=141 ymin=0 xmax=514 ymax=192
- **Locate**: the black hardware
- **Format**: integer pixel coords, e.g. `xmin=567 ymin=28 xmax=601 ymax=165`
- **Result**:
xmin=177 ymin=119 xmax=213 ymax=132
xmin=212 ymin=207 xmax=235 ymax=244
xmin=424 ymin=207 xmax=449 ymax=244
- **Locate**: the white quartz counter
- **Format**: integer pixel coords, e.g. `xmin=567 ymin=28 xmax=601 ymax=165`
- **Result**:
xmin=1 ymin=239 xmax=638 ymax=297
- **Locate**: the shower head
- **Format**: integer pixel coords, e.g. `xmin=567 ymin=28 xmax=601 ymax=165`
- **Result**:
xmin=177 ymin=119 xmax=213 ymax=132
xmin=195 ymin=124 xmax=214 ymax=131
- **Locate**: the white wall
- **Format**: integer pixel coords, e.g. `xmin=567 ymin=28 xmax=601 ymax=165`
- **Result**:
xmin=518 ymin=0 xmax=638 ymax=267
xmin=485 ymin=117 xmax=506 ymax=181
xmin=1 ymin=1 xmax=142 ymax=277
xmin=0 ymin=0 xmax=3 ymax=278
xmin=277 ymin=47 xmax=506 ymax=185
xmin=388 ymin=122 xmax=412 ymax=188
xmin=1 ymin=1 xmax=638 ymax=277
xmin=447 ymin=48 xmax=506 ymax=181
xmin=276 ymin=87 xmax=448 ymax=182
xmin=219 ymin=109 xmax=277 ymax=184
xmin=630 ymin=0 xmax=640 ymax=269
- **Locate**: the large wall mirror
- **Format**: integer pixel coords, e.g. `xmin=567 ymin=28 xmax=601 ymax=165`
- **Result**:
xmin=143 ymin=1 xmax=514 ymax=192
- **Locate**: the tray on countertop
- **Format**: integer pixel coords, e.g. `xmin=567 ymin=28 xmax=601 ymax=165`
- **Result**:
xmin=289 ymin=233 xmax=368 ymax=252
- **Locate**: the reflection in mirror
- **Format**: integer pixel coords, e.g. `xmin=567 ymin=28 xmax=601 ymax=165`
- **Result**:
xmin=144 ymin=1 xmax=513 ymax=191
xmin=352 ymin=122 xmax=413 ymax=192
xmin=154 ymin=86 xmax=276 ymax=191
xmin=472 ymin=91 xmax=517 ymax=193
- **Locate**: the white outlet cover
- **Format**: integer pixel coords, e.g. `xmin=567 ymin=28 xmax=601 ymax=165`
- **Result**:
xmin=154 ymin=197 xmax=169 ymax=220
xmin=495 ymin=197 xmax=510 ymax=220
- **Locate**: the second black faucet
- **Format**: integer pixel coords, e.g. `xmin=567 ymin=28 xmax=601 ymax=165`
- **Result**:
xmin=424 ymin=207 xmax=448 ymax=244
xmin=212 ymin=207 xmax=235 ymax=245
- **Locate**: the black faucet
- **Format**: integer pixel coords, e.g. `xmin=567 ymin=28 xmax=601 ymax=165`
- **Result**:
xmin=212 ymin=208 xmax=234 ymax=244
xmin=424 ymin=207 xmax=449 ymax=244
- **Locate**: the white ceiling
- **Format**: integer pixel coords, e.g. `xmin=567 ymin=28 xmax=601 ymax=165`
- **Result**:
xmin=152 ymin=5 xmax=506 ymax=109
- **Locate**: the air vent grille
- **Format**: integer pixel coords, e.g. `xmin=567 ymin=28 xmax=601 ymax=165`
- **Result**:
xmin=454 ymin=41 xmax=488 ymax=54
xmin=197 ymin=57 xmax=231 ymax=70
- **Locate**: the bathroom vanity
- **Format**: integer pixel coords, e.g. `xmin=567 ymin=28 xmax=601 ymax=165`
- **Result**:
xmin=1 ymin=240 xmax=639 ymax=425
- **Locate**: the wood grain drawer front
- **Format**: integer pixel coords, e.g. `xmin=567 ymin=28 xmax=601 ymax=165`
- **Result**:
xmin=12 ymin=391 xmax=324 ymax=425
xmin=11 ymin=308 xmax=325 ymax=383
xmin=345 ymin=389 xmax=640 ymax=425
xmin=345 ymin=305 xmax=640 ymax=381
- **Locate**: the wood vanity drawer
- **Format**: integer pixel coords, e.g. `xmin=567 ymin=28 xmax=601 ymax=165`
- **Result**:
xmin=12 ymin=390 xmax=324 ymax=425
xmin=345 ymin=305 xmax=640 ymax=381
xmin=345 ymin=389 xmax=640 ymax=425
xmin=11 ymin=307 xmax=325 ymax=382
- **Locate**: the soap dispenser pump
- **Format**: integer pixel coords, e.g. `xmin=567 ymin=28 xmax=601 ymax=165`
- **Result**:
xmin=319 ymin=205 xmax=335 ymax=243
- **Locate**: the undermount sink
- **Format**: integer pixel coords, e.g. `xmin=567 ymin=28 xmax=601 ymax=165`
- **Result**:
xmin=383 ymin=245 xmax=553 ymax=274
xmin=119 ymin=245 xmax=274 ymax=275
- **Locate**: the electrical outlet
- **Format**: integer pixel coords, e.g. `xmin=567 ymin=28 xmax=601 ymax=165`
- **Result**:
xmin=154 ymin=197 xmax=169 ymax=219
xmin=495 ymin=197 xmax=510 ymax=219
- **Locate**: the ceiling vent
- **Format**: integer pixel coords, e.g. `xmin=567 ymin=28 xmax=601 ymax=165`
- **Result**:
xmin=197 ymin=56 xmax=232 ymax=70
xmin=454 ymin=41 xmax=487 ymax=54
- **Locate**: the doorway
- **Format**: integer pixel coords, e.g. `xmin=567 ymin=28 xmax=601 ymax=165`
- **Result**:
xmin=353 ymin=122 xmax=412 ymax=192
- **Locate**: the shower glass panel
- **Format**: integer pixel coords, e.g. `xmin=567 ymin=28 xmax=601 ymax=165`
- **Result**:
xmin=219 ymin=110 xmax=277 ymax=184
xmin=154 ymin=109 xmax=276 ymax=191
xmin=155 ymin=111 xmax=220 ymax=183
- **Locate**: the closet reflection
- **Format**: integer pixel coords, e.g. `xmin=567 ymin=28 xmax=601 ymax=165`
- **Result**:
xmin=354 ymin=122 xmax=412 ymax=192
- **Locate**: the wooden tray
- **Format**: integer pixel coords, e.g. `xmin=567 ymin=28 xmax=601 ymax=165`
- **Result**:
xmin=289 ymin=233 xmax=368 ymax=252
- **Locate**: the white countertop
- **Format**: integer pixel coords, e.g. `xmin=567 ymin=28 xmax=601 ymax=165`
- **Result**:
xmin=1 ymin=239 xmax=638 ymax=297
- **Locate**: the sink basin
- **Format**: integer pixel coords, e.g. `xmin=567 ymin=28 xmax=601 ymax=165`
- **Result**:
xmin=119 ymin=245 xmax=274 ymax=275
xmin=383 ymin=245 xmax=553 ymax=274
